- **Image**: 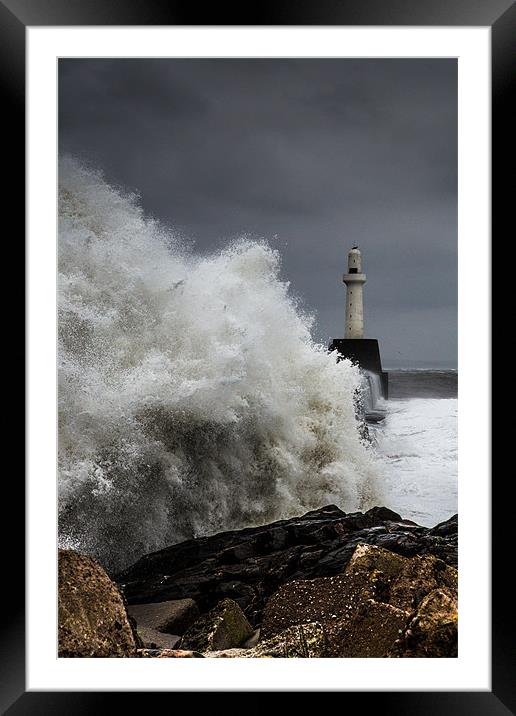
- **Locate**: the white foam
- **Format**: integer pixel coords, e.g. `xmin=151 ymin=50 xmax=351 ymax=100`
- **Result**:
xmin=374 ymin=398 xmax=458 ymax=526
xmin=58 ymin=158 xmax=380 ymax=569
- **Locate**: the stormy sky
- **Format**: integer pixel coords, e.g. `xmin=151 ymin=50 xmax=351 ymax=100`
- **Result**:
xmin=59 ymin=59 xmax=457 ymax=368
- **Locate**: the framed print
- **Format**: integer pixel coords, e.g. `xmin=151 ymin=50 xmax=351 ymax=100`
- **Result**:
xmin=4 ymin=0 xmax=510 ymax=710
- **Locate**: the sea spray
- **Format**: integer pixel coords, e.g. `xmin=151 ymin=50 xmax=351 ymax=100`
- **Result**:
xmin=58 ymin=158 xmax=380 ymax=569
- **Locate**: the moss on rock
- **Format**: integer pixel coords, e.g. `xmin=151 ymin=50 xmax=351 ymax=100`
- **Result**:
xmin=206 ymin=622 xmax=327 ymax=658
xmin=179 ymin=598 xmax=253 ymax=652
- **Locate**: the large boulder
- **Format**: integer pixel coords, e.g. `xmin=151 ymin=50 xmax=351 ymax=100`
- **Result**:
xmin=260 ymin=543 xmax=457 ymax=657
xmin=341 ymin=543 xmax=457 ymax=614
xmin=180 ymin=598 xmax=253 ymax=652
xmin=58 ymin=549 xmax=137 ymax=657
xmin=261 ymin=572 xmax=368 ymax=639
xmin=127 ymin=599 xmax=199 ymax=635
xmin=325 ymin=600 xmax=409 ymax=657
xmin=389 ymin=588 xmax=458 ymax=657
xmin=262 ymin=544 xmax=457 ymax=639
xmin=116 ymin=506 xmax=458 ymax=625
xmin=344 ymin=542 xmax=408 ymax=582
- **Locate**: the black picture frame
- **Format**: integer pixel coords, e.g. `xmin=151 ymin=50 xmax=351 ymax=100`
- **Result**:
xmin=5 ymin=0 xmax=507 ymax=710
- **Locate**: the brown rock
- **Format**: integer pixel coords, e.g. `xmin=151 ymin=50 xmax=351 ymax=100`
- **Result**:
xmin=345 ymin=543 xmax=408 ymax=581
xmin=253 ymin=622 xmax=327 ymax=658
xmin=388 ymin=555 xmax=458 ymax=612
xmin=137 ymin=648 xmax=204 ymax=658
xmin=206 ymin=622 xmax=327 ymax=658
xmin=326 ymin=600 xmax=409 ymax=657
xmin=58 ymin=549 xmax=137 ymax=657
xmin=260 ymin=544 xmax=405 ymax=639
xmin=389 ymin=588 xmax=458 ymax=657
xmin=202 ymin=648 xmax=254 ymax=658
xmin=127 ymin=599 xmax=199 ymax=635
xmin=262 ymin=543 xmax=457 ymax=639
xmin=261 ymin=574 xmax=355 ymax=638
xmin=180 ymin=598 xmax=253 ymax=652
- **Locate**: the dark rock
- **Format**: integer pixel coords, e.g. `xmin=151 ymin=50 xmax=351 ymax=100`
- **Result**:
xmin=115 ymin=505 xmax=457 ymax=626
xmin=127 ymin=598 xmax=199 ymax=635
xmin=365 ymin=506 xmax=403 ymax=522
xmin=180 ymin=598 xmax=253 ymax=652
xmin=388 ymin=588 xmax=458 ymax=657
xmin=59 ymin=549 xmax=137 ymax=657
xmin=242 ymin=628 xmax=261 ymax=649
xmin=136 ymin=626 xmax=181 ymax=650
xmin=429 ymin=514 xmax=458 ymax=537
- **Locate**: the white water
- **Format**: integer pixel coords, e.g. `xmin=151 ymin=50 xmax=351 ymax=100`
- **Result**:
xmin=58 ymin=159 xmax=381 ymax=569
xmin=374 ymin=398 xmax=457 ymax=526
xmin=361 ymin=370 xmax=387 ymax=415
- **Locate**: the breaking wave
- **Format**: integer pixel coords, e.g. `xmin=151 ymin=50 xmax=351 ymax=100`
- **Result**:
xmin=58 ymin=158 xmax=380 ymax=569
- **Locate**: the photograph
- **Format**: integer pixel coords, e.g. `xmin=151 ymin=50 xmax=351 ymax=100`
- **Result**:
xmin=56 ymin=57 xmax=459 ymax=659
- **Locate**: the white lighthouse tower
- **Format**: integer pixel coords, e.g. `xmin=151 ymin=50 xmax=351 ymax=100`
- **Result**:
xmin=343 ymin=246 xmax=366 ymax=338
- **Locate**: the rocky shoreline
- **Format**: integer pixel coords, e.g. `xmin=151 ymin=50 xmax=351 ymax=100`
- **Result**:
xmin=59 ymin=505 xmax=458 ymax=658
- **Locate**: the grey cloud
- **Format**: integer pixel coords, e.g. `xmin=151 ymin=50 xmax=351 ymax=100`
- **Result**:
xmin=59 ymin=58 xmax=457 ymax=366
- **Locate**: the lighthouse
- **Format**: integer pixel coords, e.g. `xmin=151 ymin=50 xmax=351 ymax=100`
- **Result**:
xmin=343 ymin=246 xmax=366 ymax=339
xmin=329 ymin=245 xmax=388 ymax=400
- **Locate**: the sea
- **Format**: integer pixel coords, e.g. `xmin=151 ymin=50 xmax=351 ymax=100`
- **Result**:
xmin=368 ymin=369 xmax=457 ymax=527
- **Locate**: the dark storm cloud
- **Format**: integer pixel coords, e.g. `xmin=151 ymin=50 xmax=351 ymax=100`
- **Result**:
xmin=59 ymin=58 xmax=457 ymax=366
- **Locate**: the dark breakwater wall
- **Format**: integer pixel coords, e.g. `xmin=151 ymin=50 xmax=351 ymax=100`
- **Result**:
xmin=329 ymin=338 xmax=388 ymax=399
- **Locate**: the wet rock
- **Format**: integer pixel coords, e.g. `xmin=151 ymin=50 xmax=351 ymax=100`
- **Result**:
xmin=262 ymin=544 xmax=457 ymax=638
xmin=58 ymin=549 xmax=137 ymax=657
xmin=262 ymin=545 xmax=457 ymax=658
xmin=389 ymin=588 xmax=458 ymax=657
xmin=206 ymin=622 xmax=327 ymax=658
xmin=116 ymin=506 xmax=458 ymax=626
xmin=137 ymin=648 xmax=204 ymax=658
xmin=136 ymin=626 xmax=181 ymax=650
xmin=127 ymin=598 xmax=199 ymax=635
xmin=180 ymin=598 xmax=253 ymax=652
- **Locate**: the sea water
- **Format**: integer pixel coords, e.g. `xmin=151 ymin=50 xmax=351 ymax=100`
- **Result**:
xmin=372 ymin=370 xmax=458 ymax=526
